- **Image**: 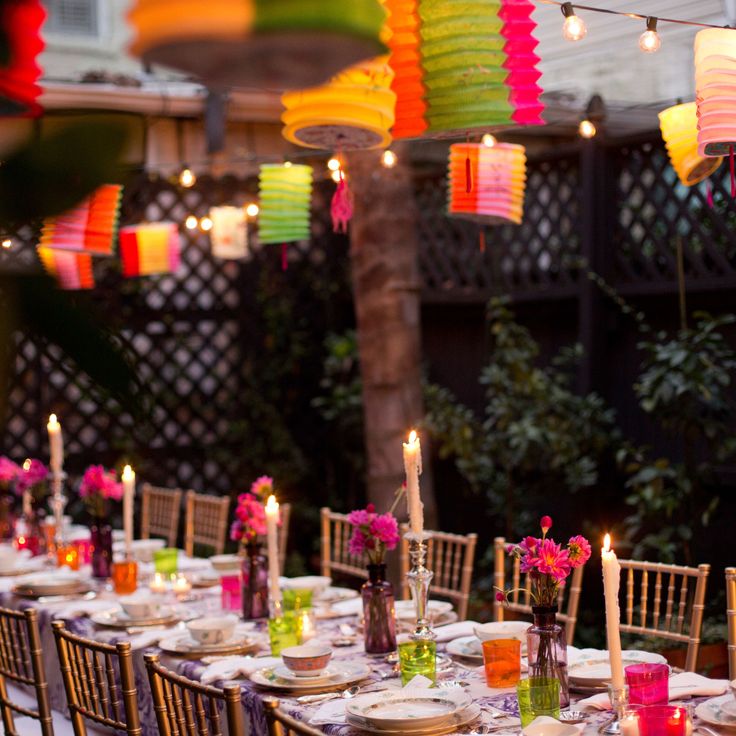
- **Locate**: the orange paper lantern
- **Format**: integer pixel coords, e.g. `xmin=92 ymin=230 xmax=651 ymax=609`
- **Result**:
xmin=119 ymin=222 xmax=181 ymax=277
xmin=37 ymin=248 xmax=94 ymax=290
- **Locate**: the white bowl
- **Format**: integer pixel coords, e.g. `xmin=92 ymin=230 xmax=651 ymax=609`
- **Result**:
xmin=279 ymin=576 xmax=332 ymax=595
xmin=281 ymin=645 xmax=332 ymax=677
xmin=209 ymin=554 xmax=241 ymax=573
xmin=119 ymin=594 xmax=161 ymax=619
xmin=474 ymin=621 xmax=529 ymax=643
xmin=522 ymin=716 xmax=578 ymax=736
xmin=187 ymin=615 xmax=238 ymax=645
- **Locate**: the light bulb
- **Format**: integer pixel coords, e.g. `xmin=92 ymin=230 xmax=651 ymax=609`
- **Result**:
xmin=327 ymin=157 xmax=341 ymax=172
xmin=482 ymin=134 xmax=497 ymax=148
xmin=284 ymin=161 xmax=292 ymax=168
xmin=639 ymin=18 xmax=660 ymax=53
xmin=200 ymin=216 xmax=213 ymax=232
xmin=381 ymin=149 xmax=397 ymax=168
xmin=179 ymin=167 xmax=196 ymax=188
xmin=579 ymin=119 xmax=597 ymax=139
xmin=185 ymin=215 xmax=198 ymax=230
xmin=561 ymin=3 xmax=586 ymax=42
xmin=245 ymin=203 xmax=259 ymax=218
xmin=1 ymin=238 xmax=12 ymax=249
xmin=331 ymin=169 xmax=343 ymax=184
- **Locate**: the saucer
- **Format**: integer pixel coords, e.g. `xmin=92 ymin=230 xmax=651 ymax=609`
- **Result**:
xmin=272 ymin=663 xmax=337 ymax=683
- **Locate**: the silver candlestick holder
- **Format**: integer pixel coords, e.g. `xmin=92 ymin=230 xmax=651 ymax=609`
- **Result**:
xmin=599 ymin=684 xmax=629 ymax=735
xmin=49 ymin=470 xmax=68 ymax=550
xmin=404 ymin=531 xmax=435 ymax=640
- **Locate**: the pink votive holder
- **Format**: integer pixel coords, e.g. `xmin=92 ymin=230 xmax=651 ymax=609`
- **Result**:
xmin=220 ymin=574 xmax=241 ymax=612
xmin=72 ymin=537 xmax=93 ymax=565
xmin=635 ymin=705 xmax=690 ymax=736
xmin=625 ymin=663 xmax=670 ymax=705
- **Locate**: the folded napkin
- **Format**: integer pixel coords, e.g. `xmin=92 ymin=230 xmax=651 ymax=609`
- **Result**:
xmin=523 ymin=716 xmax=584 ymax=735
xmin=53 ymin=599 xmax=121 ymax=619
xmin=128 ymin=628 xmax=180 ymax=650
xmin=433 ymin=620 xmax=480 ymax=643
xmin=578 ymin=672 xmax=729 ymax=710
xmin=200 ymin=655 xmax=281 ymax=685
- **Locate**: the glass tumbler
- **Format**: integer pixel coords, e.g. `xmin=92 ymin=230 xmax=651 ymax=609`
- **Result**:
xmin=482 ymin=638 xmax=521 ymax=687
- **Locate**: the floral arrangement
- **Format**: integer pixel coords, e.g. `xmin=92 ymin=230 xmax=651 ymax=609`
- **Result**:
xmin=0 ymin=457 xmax=19 ymax=495
xmin=16 ymin=459 xmax=49 ymax=503
xmin=250 ymin=475 xmax=274 ymax=499
xmin=230 ymin=476 xmax=278 ymax=545
xmin=496 ymin=515 xmax=591 ymax=609
xmin=79 ymin=465 xmax=123 ymax=518
xmin=347 ymin=503 xmax=400 ymax=565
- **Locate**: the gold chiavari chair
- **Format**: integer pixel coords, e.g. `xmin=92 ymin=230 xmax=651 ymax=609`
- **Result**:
xmin=141 ymin=483 xmax=183 ymax=547
xmin=51 ymin=621 xmax=141 ymax=736
xmin=184 ymin=491 xmax=231 ymax=558
xmin=0 ymin=607 xmax=53 ymax=736
xmin=493 ymin=536 xmax=585 ymax=644
xmin=399 ymin=525 xmax=478 ymax=620
xmin=264 ymin=696 xmax=326 ymax=736
xmin=320 ymin=507 xmax=368 ymax=583
xmin=256 ymin=502 xmax=291 ymax=574
xmin=144 ymin=652 xmax=244 ymax=736
xmin=618 ymin=559 xmax=710 ymax=672
xmin=727 ymin=567 xmax=736 ymax=680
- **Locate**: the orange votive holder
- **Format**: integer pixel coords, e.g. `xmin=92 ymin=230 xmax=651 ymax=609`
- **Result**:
xmin=111 ymin=560 xmax=138 ymax=595
xmin=57 ymin=544 xmax=80 ymax=571
xmin=482 ymin=638 xmax=522 ymax=688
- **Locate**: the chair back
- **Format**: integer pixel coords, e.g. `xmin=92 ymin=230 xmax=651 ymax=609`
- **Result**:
xmin=264 ymin=696 xmax=326 ymax=736
xmin=727 ymin=567 xmax=736 ymax=680
xmin=141 ymin=483 xmax=183 ymax=547
xmin=144 ymin=652 xmax=244 ymax=736
xmin=320 ymin=507 xmax=368 ymax=583
xmin=51 ymin=620 xmax=141 ymax=736
xmin=617 ymin=559 xmax=710 ymax=672
xmin=399 ymin=525 xmax=478 ymax=620
xmin=493 ymin=536 xmax=585 ymax=644
xmin=0 ymin=607 xmax=53 ymax=736
xmin=256 ymin=502 xmax=291 ymax=574
xmin=184 ymin=491 xmax=231 ymax=557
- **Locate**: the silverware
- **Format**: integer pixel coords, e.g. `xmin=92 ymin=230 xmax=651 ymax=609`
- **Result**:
xmin=559 ymin=711 xmax=587 ymax=724
xmin=297 ymin=685 xmax=361 ymax=705
xmin=695 ymin=727 xmax=722 ymax=736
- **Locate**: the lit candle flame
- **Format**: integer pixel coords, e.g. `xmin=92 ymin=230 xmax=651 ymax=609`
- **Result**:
xmin=266 ymin=494 xmax=279 ymax=513
xmin=22 ymin=459 xmax=31 ymax=471
xmin=122 ymin=464 xmax=134 ymax=481
xmin=603 ymin=533 xmax=611 ymax=553
xmin=408 ymin=429 xmax=417 ymax=444
xmin=48 ymin=413 xmax=59 ymax=427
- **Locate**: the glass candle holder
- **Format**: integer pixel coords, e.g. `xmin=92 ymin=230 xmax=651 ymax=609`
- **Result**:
xmin=482 ymin=638 xmax=521 ymax=688
xmin=625 ymin=663 xmax=670 ymax=705
xmin=268 ymin=611 xmax=299 ymax=655
xmin=517 ymin=677 xmax=561 ymax=728
xmin=398 ymin=639 xmax=437 ymax=686
xmin=149 ymin=572 xmax=168 ymax=594
xmin=154 ymin=547 xmax=178 ymax=575
xmin=282 ymin=588 xmax=313 ymax=611
xmin=56 ymin=544 xmax=80 ymax=571
xmin=221 ymin=574 xmax=242 ymax=611
xmin=72 ymin=537 xmax=92 ymax=564
xmin=111 ymin=559 xmax=138 ymax=595
xmin=635 ymin=705 xmax=691 ymax=736
xmin=296 ymin=608 xmax=317 ymax=642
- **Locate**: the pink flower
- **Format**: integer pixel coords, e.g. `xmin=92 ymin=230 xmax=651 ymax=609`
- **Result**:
xmin=79 ymin=465 xmax=123 ymax=501
xmin=366 ymin=503 xmax=376 ymax=513
xmin=0 ymin=457 xmax=18 ymax=485
xmin=495 ymin=591 xmax=506 ymax=602
xmin=16 ymin=459 xmax=48 ymax=494
xmin=349 ymin=529 xmax=368 ymax=556
xmin=250 ymin=476 xmax=273 ymax=499
xmin=230 ymin=519 xmax=243 ymax=542
xmin=540 ymin=516 xmax=553 ymax=534
xmin=233 ymin=493 xmax=267 ymax=539
xmin=370 ymin=513 xmax=400 ymax=550
xmin=347 ymin=508 xmax=374 ymax=527
xmin=535 ymin=538 xmax=571 ymax=582
xmin=567 ymin=535 xmax=592 ymax=568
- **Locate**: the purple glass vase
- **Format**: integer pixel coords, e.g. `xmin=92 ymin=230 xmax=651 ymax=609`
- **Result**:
xmin=362 ymin=563 xmax=397 ymax=654
xmin=90 ymin=521 xmax=113 ymax=579
xmin=241 ymin=542 xmax=269 ymax=620
xmin=527 ymin=605 xmax=569 ymax=708
xmin=0 ymin=495 xmax=15 ymax=542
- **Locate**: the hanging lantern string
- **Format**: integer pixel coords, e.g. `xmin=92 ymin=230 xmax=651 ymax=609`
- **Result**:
xmin=535 ymin=0 xmax=731 ymax=29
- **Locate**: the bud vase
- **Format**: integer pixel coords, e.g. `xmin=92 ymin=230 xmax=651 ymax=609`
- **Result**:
xmin=0 ymin=495 xmax=15 ymax=542
xmin=527 ymin=606 xmax=569 ymax=708
xmin=362 ymin=563 xmax=397 ymax=654
xmin=90 ymin=522 xmax=113 ymax=579
xmin=241 ymin=542 xmax=269 ymax=620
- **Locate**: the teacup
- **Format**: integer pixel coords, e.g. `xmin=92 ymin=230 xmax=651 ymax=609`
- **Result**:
xmin=119 ymin=594 xmax=161 ymax=619
xmin=281 ymin=645 xmax=332 ymax=677
xmin=187 ymin=615 xmax=238 ymax=645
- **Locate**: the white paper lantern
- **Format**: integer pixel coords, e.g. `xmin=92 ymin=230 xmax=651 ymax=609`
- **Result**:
xmin=209 ymin=206 xmax=249 ymax=259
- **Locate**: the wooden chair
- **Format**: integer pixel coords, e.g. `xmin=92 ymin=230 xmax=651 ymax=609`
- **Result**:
xmin=618 ymin=559 xmax=710 ymax=672
xmin=141 ymin=483 xmax=183 ymax=548
xmin=51 ymin=621 xmax=141 ymax=736
xmin=144 ymin=652 xmax=244 ymax=736
xmin=0 ymin=607 xmax=53 ymax=736
xmin=264 ymin=696 xmax=325 ymax=736
xmin=399 ymin=525 xmax=478 ymax=620
xmin=727 ymin=567 xmax=736 ymax=680
xmin=320 ymin=507 xmax=368 ymax=583
xmin=184 ymin=491 xmax=231 ymax=557
xmin=493 ymin=536 xmax=585 ymax=644
xmin=256 ymin=502 xmax=291 ymax=574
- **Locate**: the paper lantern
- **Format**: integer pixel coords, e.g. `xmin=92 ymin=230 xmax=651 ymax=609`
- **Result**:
xmin=384 ymin=0 xmax=426 ymax=139
xmin=695 ymin=28 xmax=736 ymax=157
xmin=418 ymin=0 xmax=543 ymax=138
xmin=119 ymin=222 xmax=181 ymax=277
xmin=257 ymin=164 xmax=313 ymax=245
xmin=659 ymin=102 xmax=722 ymax=187
xmin=39 ymin=185 xmax=123 ymax=255
xmin=209 ymin=206 xmax=250 ymax=259
xmin=37 ymin=248 xmax=94 ymax=290
xmin=448 ymin=142 xmax=526 ymax=225
xmin=0 ymin=0 xmax=45 ymax=117
xmin=128 ymin=0 xmax=387 ymax=90
xmin=281 ymin=57 xmax=395 ymax=150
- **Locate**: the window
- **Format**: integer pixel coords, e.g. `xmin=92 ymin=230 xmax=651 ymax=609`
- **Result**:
xmin=44 ymin=0 xmax=99 ymax=37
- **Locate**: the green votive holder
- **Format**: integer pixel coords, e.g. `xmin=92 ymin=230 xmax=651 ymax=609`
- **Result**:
xmin=154 ymin=547 xmax=178 ymax=576
xmin=398 ymin=639 xmax=437 ymax=686
xmin=517 ymin=677 xmax=561 ymax=727
xmin=268 ymin=611 xmax=299 ymax=655
xmin=282 ymin=588 xmax=313 ymax=611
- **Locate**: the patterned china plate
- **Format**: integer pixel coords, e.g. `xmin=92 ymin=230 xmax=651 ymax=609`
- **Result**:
xmin=13 ymin=581 xmax=91 ymax=598
xmin=272 ymin=663 xmax=343 ymax=684
xmin=446 ymin=636 xmax=484 ymax=663
xmin=158 ymin=633 xmax=260 ymax=659
xmin=250 ymin=660 xmax=371 ymax=692
xmin=316 ymin=586 xmax=359 ymax=603
xmin=569 ymin=651 xmax=667 ymax=686
xmin=394 ymin=600 xmax=454 ymax=621
xmin=90 ymin=608 xmax=179 ymax=629
xmin=346 ymin=703 xmax=481 ymax=735
xmin=695 ymin=695 xmax=736 ymax=729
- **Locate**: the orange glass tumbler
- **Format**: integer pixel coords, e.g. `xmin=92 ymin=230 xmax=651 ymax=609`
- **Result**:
xmin=111 ymin=559 xmax=138 ymax=595
xmin=482 ymin=638 xmax=521 ymax=688
xmin=56 ymin=544 xmax=80 ymax=571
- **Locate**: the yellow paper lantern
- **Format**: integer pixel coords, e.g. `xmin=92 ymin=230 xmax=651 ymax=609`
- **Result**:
xmin=37 ymin=248 xmax=94 ymax=290
xmin=659 ymin=102 xmax=722 ymax=186
xmin=281 ymin=57 xmax=395 ymax=150
xmin=119 ymin=222 xmax=181 ymax=277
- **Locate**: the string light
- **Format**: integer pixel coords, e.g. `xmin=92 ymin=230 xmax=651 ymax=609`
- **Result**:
xmin=179 ymin=167 xmax=196 ymax=188
xmin=184 ymin=215 xmax=198 ymax=230
xmin=245 ymin=203 xmax=259 ymax=218
xmin=1 ymin=238 xmax=12 ymax=249
xmin=482 ymin=134 xmax=497 ymax=148
xmin=199 ymin=216 xmax=213 ymax=232
xmin=330 ymin=169 xmax=343 ymax=183
xmin=284 ymin=161 xmax=292 ymax=168
xmin=381 ymin=150 xmax=398 ymax=168
xmin=561 ymin=2 xmax=586 ymax=42
xmin=639 ymin=17 xmax=661 ymax=53
xmin=327 ymin=157 xmax=341 ymax=172
xmin=579 ymin=119 xmax=597 ymax=138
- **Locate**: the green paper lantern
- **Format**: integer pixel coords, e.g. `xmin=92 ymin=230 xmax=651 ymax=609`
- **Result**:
xmin=257 ymin=164 xmax=313 ymax=245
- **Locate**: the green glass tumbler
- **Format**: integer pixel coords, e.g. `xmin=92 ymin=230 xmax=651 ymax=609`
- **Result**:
xmin=282 ymin=588 xmax=313 ymax=611
xmin=268 ymin=611 xmax=299 ymax=655
xmin=153 ymin=547 xmax=178 ymax=576
xmin=398 ymin=639 xmax=437 ymax=686
xmin=517 ymin=677 xmax=561 ymax=727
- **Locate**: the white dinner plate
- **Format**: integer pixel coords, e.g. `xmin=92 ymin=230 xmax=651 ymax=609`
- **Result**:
xmin=445 ymin=636 xmax=484 ymax=663
xmin=316 ymin=586 xmax=359 ymax=603
xmin=569 ymin=651 xmax=667 ymax=686
xmin=158 ymin=632 xmax=259 ymax=658
xmin=346 ymin=703 xmax=481 ymax=735
xmin=90 ymin=608 xmax=178 ymax=628
xmin=695 ymin=695 xmax=736 ymax=729
xmin=394 ymin=600 xmax=453 ymax=621
xmin=250 ymin=660 xmax=371 ymax=692
xmin=272 ymin=663 xmax=341 ymax=684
